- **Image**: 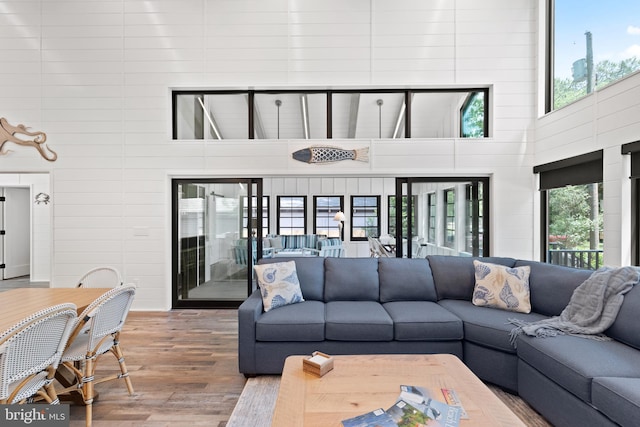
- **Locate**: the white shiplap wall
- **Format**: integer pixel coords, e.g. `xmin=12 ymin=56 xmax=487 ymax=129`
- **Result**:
xmin=0 ymin=0 xmax=538 ymax=310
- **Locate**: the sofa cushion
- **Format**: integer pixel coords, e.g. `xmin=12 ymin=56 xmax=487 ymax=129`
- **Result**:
xmin=383 ymin=301 xmax=462 ymax=341
xmin=592 ymin=377 xmax=640 ymax=427
xmin=258 ymin=257 xmax=325 ymax=301
xmin=605 ymin=284 xmax=640 ymax=350
xmin=378 ymin=258 xmax=437 ymax=302
xmin=472 ymin=261 xmax=531 ymax=313
xmin=324 ymin=258 xmax=379 ymax=301
xmin=253 ymin=261 xmax=304 ymax=312
xmin=428 ymin=256 xmax=516 ymax=300
xmin=516 ymin=334 xmax=640 ymax=402
xmin=513 ymin=260 xmax=592 ymax=316
xmin=325 ymin=301 xmax=393 ymax=341
xmin=256 ymin=300 xmax=325 ymax=341
xmin=439 ymin=299 xmax=548 ymax=353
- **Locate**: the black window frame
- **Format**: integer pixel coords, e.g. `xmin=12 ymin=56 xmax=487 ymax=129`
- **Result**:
xmin=534 ymin=150 xmax=604 ymax=266
xmin=313 ymin=195 xmax=343 ymax=238
xmin=350 ymin=195 xmax=380 ymax=241
xmin=427 ymin=192 xmax=436 ymax=244
xmin=388 ymin=195 xmax=417 ymax=238
xmin=241 ymin=196 xmax=269 ymax=238
xmin=444 ymin=189 xmax=456 ymax=249
xmin=172 ymin=87 xmax=490 ymax=140
xmin=276 ymin=195 xmax=307 ymax=235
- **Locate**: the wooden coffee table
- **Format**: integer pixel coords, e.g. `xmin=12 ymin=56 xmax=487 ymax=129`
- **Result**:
xmin=271 ymin=354 xmax=526 ymax=427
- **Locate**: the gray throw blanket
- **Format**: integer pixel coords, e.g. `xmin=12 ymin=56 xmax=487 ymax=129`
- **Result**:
xmin=510 ymin=266 xmax=640 ymax=347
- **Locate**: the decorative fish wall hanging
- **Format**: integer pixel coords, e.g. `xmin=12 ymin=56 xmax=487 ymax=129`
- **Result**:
xmin=292 ymin=146 xmax=369 ymax=164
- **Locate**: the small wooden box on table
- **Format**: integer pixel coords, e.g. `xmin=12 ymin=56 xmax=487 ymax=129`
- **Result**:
xmin=271 ymin=354 xmax=527 ymax=427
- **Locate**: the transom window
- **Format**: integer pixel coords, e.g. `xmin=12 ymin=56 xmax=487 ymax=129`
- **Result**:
xmin=173 ymin=88 xmax=489 ymax=140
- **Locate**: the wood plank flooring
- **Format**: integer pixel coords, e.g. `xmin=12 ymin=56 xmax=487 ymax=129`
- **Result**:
xmin=68 ymin=309 xmax=551 ymax=427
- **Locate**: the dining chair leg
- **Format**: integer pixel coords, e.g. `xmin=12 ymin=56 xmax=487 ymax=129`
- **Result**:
xmin=111 ymin=337 xmax=134 ymax=394
xmin=83 ymin=356 xmax=96 ymax=427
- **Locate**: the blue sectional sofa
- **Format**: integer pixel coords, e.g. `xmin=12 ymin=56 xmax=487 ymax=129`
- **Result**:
xmin=238 ymin=256 xmax=640 ymax=427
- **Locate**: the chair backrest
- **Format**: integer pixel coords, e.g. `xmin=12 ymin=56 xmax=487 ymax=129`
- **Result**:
xmin=368 ymin=237 xmax=392 ymax=258
xmin=0 ymin=303 xmax=77 ymax=403
xmin=77 ymin=266 xmax=123 ymax=288
xmin=67 ymin=284 xmax=136 ymax=357
xmin=318 ymin=238 xmax=344 ymax=257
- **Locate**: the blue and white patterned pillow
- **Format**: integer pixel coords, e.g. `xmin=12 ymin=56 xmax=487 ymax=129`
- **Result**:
xmin=472 ymin=260 xmax=531 ymax=313
xmin=253 ymin=261 xmax=304 ymax=312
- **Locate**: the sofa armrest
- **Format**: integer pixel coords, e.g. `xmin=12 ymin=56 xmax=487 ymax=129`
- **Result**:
xmin=238 ymin=290 xmax=264 ymax=375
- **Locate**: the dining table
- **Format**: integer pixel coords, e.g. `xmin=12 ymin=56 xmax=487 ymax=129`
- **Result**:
xmin=0 ymin=287 xmax=111 ymax=333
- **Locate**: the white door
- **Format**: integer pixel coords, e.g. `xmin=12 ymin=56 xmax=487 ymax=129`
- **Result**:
xmin=1 ymin=187 xmax=30 ymax=279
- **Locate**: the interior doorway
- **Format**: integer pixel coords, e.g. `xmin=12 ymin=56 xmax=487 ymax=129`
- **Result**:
xmin=0 ymin=187 xmax=30 ymax=280
xmin=172 ymin=178 xmax=263 ymax=308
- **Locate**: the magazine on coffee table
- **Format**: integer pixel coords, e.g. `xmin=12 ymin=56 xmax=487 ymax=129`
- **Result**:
xmin=341 ymin=407 xmax=397 ymax=427
xmin=398 ymin=385 xmax=462 ymax=427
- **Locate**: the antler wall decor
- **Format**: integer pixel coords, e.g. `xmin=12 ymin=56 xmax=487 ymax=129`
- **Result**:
xmin=0 ymin=117 xmax=57 ymax=161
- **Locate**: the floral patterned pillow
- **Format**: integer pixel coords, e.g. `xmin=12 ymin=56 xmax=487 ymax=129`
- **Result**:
xmin=253 ymin=261 xmax=304 ymax=312
xmin=472 ymin=261 xmax=531 ymax=313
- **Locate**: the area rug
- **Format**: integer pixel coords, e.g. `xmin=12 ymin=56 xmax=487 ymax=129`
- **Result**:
xmin=225 ymin=375 xmax=551 ymax=427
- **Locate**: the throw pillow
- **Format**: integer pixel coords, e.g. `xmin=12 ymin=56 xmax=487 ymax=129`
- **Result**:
xmin=253 ymin=261 xmax=304 ymax=312
xmin=472 ymin=261 xmax=531 ymax=313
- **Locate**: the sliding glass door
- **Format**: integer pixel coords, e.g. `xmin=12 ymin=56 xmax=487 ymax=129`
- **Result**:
xmin=395 ymin=177 xmax=489 ymax=258
xmin=172 ymin=178 xmax=263 ymax=308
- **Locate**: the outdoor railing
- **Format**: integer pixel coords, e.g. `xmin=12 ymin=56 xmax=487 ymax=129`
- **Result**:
xmin=548 ymin=249 xmax=603 ymax=270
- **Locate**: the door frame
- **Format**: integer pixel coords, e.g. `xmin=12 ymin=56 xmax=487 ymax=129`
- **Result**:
xmin=171 ymin=177 xmax=263 ymax=309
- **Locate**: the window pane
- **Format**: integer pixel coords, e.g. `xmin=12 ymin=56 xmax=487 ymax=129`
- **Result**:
xmin=547 ymin=183 xmax=603 ymax=269
xmin=388 ymin=195 xmax=416 ymax=237
xmin=444 ymin=189 xmax=455 ymax=248
xmin=351 ymin=196 xmax=380 ymax=240
xmin=174 ymin=93 xmax=248 ymax=139
xmin=278 ymin=196 xmax=306 ymax=235
xmin=314 ymin=196 xmax=342 ymax=238
xmin=460 ymin=92 xmax=485 ymax=138
xmin=242 ymin=196 xmax=269 ymax=238
xmin=553 ymin=1 xmax=640 ymax=110
xmin=332 ymin=92 xmax=405 ymax=139
xmin=254 ymin=93 xmax=326 ymax=139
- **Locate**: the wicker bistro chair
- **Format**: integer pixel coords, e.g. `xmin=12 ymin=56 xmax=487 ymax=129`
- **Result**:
xmin=57 ymin=284 xmax=136 ymax=427
xmin=0 ymin=303 xmax=77 ymax=405
xmin=76 ymin=266 xmax=123 ymax=288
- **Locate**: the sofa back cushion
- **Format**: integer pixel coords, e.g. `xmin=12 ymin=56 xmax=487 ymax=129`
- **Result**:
xmin=428 ymin=255 xmax=516 ymax=300
xmin=378 ymin=258 xmax=437 ymax=302
xmin=605 ymin=283 xmax=640 ymax=350
xmin=257 ymin=257 xmax=325 ymax=301
xmin=513 ymin=260 xmax=592 ymax=316
xmin=324 ymin=258 xmax=379 ymax=301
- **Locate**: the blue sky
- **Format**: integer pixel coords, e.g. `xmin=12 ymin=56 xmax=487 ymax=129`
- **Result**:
xmin=555 ymin=1 xmax=640 ymax=78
